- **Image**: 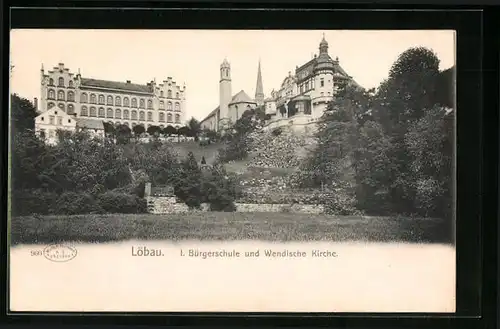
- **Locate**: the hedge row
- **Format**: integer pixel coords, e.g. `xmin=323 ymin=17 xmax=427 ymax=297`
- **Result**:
xmin=11 ymin=189 xmax=147 ymax=216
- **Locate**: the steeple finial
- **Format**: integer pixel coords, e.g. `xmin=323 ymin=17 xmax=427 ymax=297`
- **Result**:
xmin=41 ymin=63 xmax=44 ymax=71
xmin=255 ymin=59 xmax=264 ymax=106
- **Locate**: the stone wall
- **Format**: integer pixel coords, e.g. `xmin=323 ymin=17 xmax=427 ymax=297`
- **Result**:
xmin=146 ymin=197 xmax=190 ymax=214
xmin=146 ymin=196 xmax=324 ymax=215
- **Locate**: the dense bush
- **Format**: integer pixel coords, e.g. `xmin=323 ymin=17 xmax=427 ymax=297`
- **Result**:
xmin=54 ymin=192 xmax=103 ymax=215
xmin=98 ymin=191 xmax=147 ymax=214
xmin=201 ymin=165 xmax=239 ymax=212
xmin=11 ymin=189 xmax=59 ymax=216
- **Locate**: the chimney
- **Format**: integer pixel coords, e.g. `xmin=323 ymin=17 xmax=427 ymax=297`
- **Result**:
xmin=33 ymin=98 xmax=38 ymax=110
xmin=126 ymin=80 xmax=131 ymax=84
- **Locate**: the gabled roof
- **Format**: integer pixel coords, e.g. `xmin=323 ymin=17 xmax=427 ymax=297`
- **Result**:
xmin=200 ymin=106 xmax=220 ymax=124
xmin=37 ymin=106 xmax=73 ymax=119
xmin=229 ymin=90 xmax=255 ymax=105
xmin=81 ymin=78 xmax=152 ymax=93
xmin=75 ymin=118 xmax=105 ymax=130
xmin=201 ymin=90 xmax=256 ymax=123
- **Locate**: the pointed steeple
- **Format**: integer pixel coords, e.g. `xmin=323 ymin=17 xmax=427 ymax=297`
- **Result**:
xmin=255 ymin=59 xmax=264 ymax=106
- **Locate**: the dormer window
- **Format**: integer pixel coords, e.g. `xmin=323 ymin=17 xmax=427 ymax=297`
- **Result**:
xmin=58 ymin=77 xmax=64 ymax=87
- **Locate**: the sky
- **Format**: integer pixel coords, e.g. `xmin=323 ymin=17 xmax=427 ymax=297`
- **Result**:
xmin=10 ymin=30 xmax=455 ymax=121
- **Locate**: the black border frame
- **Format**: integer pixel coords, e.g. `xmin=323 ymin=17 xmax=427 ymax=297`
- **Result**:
xmin=1 ymin=4 xmax=497 ymax=329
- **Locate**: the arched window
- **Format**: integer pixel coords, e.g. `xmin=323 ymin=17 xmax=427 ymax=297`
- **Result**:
xmin=147 ymin=99 xmax=153 ymax=109
xmin=176 ymin=92 xmax=179 ymax=99
xmin=131 ymin=110 xmax=138 ymax=120
xmin=160 ymin=91 xmax=164 ymax=97
xmin=107 ymin=108 xmax=113 ymax=118
xmin=159 ymin=112 xmax=165 ymax=122
xmin=58 ymin=103 xmax=65 ymax=112
xmin=69 ymin=80 xmax=74 ymax=88
xmin=57 ymin=90 xmax=65 ymax=100
xmin=81 ymin=106 xmax=88 ymax=116
xmin=147 ymin=112 xmax=153 ymax=121
xmin=90 ymin=107 xmax=97 ymax=117
xmin=58 ymin=77 xmax=64 ymax=87
xmin=167 ymin=113 xmax=173 ymax=123
xmin=159 ymin=101 xmax=165 ymax=109
xmin=123 ymin=97 xmax=129 ymax=107
xmin=81 ymin=93 xmax=88 ymax=103
xmin=67 ymin=91 xmax=75 ymax=102
xmin=139 ymin=99 xmax=145 ymax=108
xmin=115 ymin=109 xmax=121 ymax=119
xmin=90 ymin=94 xmax=97 ymax=104
xmin=48 ymin=89 xmax=55 ymax=99
xmin=67 ymin=104 xmax=75 ymax=115
xmin=167 ymin=90 xmax=172 ymax=98
xmin=107 ymin=96 xmax=113 ymax=105
xmin=98 ymin=107 xmax=105 ymax=117
xmin=139 ymin=111 xmax=145 ymax=121
xmin=49 ymin=78 xmax=54 ymax=86
xmin=167 ymin=102 xmax=172 ymax=110
xmin=131 ymin=98 xmax=137 ymax=108
xmin=115 ymin=96 xmax=121 ymax=106
xmin=98 ymin=95 xmax=105 ymax=105
xmin=123 ymin=110 xmax=130 ymax=119
xmin=47 ymin=102 xmax=55 ymax=109
xmin=175 ymin=102 xmax=180 ymax=111
xmin=175 ymin=114 xmax=180 ymax=123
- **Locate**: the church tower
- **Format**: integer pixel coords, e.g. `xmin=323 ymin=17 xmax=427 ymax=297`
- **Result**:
xmin=219 ymin=58 xmax=232 ymax=130
xmin=255 ymin=59 xmax=264 ymax=107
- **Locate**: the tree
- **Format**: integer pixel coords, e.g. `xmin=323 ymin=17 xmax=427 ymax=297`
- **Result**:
xmin=177 ymin=126 xmax=190 ymax=142
xmin=147 ymin=125 xmax=162 ymax=136
xmin=174 ymin=152 xmax=202 ymax=209
xmin=404 ymin=105 xmax=453 ymax=218
xmin=373 ymin=47 xmax=440 ymax=132
xmin=201 ymin=164 xmax=238 ymax=212
xmin=187 ymin=117 xmax=201 ymax=141
xmin=103 ymin=122 xmax=116 ymax=139
xmin=115 ymin=124 xmax=132 ymax=144
xmin=163 ymin=125 xmax=177 ymax=137
xmin=132 ymin=124 xmax=145 ymax=139
xmin=11 ymin=94 xmax=37 ymax=134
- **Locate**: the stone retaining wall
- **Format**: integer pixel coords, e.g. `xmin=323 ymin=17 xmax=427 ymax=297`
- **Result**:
xmin=146 ymin=196 xmax=324 ymax=214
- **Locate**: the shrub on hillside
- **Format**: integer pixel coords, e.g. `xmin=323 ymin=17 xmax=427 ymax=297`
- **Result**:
xmin=98 ymin=191 xmax=147 ymax=214
xmin=201 ymin=165 xmax=239 ymax=212
xmin=11 ymin=189 xmax=58 ymax=216
xmin=54 ymin=192 xmax=103 ymax=215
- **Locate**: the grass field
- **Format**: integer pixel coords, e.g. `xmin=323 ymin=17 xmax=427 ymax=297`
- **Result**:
xmin=10 ymin=212 xmax=452 ymax=245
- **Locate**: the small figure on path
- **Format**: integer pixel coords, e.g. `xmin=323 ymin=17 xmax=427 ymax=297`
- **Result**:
xmin=201 ymin=156 xmax=206 ymax=165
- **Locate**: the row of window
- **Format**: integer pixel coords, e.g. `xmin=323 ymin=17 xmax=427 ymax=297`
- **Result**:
xmin=47 ymin=77 xmax=74 ymax=88
xmin=80 ymin=107 xmax=180 ymax=123
xmin=48 ymin=90 xmax=181 ymax=110
xmin=47 ymin=90 xmax=76 ymax=101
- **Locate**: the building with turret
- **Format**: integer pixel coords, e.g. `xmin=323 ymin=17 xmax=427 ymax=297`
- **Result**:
xmin=200 ymin=34 xmax=360 ymax=133
xmin=39 ymin=63 xmax=187 ymax=131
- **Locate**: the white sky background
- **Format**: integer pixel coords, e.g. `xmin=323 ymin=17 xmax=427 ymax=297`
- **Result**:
xmin=10 ymin=30 xmax=455 ymax=121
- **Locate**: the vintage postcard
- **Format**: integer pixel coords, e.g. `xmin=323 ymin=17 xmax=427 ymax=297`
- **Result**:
xmin=9 ymin=29 xmax=456 ymax=313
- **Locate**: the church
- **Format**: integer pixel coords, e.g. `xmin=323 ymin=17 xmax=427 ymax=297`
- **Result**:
xmin=200 ymin=35 xmax=360 ymax=132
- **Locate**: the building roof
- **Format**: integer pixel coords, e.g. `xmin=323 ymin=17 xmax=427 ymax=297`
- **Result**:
xmin=75 ymin=118 xmax=105 ymax=130
xmin=201 ymin=90 xmax=256 ymax=124
xmin=81 ymin=78 xmax=152 ymax=93
xmin=229 ymin=90 xmax=255 ymax=105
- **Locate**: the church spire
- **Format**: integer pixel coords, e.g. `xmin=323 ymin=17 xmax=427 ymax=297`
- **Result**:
xmin=255 ymin=59 xmax=264 ymax=106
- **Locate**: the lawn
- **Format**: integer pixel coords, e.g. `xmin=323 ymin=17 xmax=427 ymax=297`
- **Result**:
xmin=10 ymin=212 xmax=452 ymax=245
